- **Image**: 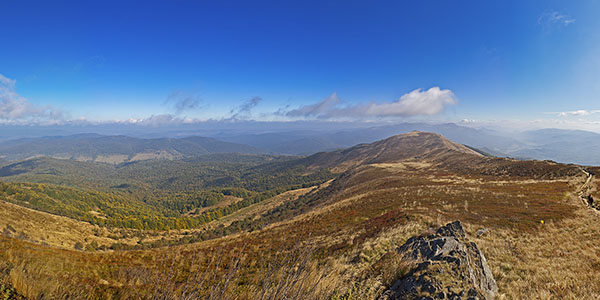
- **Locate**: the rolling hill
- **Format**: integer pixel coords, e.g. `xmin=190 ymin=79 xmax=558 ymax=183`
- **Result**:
xmin=0 ymin=134 xmax=264 ymax=163
xmin=5 ymin=123 xmax=600 ymax=166
xmin=217 ymin=123 xmax=600 ymax=165
xmin=301 ymin=131 xmax=484 ymax=171
xmin=0 ymin=131 xmax=599 ymax=299
xmin=216 ymin=123 xmax=523 ymax=156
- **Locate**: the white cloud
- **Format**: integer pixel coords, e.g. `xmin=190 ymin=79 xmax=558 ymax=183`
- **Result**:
xmin=547 ymin=110 xmax=600 ymax=117
xmin=538 ymin=11 xmax=576 ymax=29
xmin=284 ymin=87 xmax=457 ymax=119
xmin=285 ymin=93 xmax=340 ymax=117
xmin=361 ymin=87 xmax=457 ymax=117
xmin=0 ymin=73 xmax=64 ymax=123
xmin=137 ymin=114 xmax=179 ymax=125
xmin=119 ymin=114 xmax=186 ymax=126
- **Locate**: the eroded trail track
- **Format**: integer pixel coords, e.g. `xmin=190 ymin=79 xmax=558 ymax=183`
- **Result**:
xmin=577 ymin=168 xmax=598 ymax=211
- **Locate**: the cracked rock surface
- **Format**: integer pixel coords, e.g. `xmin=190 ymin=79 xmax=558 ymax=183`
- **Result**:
xmin=379 ymin=221 xmax=498 ymax=300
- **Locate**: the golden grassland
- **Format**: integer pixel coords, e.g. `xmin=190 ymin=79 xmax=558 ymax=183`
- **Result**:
xmin=472 ymin=211 xmax=600 ymax=299
xmin=0 ymin=201 xmax=136 ymax=249
xmin=216 ymin=185 xmax=325 ymax=227
xmin=1 ymin=162 xmax=599 ymax=299
xmin=0 ymin=185 xmax=320 ymax=252
xmin=0 ymin=200 xmax=196 ymax=251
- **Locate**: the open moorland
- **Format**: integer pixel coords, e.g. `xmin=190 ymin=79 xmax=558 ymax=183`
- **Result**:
xmin=1 ymin=132 xmax=599 ymax=299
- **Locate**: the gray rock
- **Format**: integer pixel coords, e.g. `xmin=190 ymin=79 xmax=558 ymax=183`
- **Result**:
xmin=379 ymin=221 xmax=498 ymax=300
xmin=476 ymin=228 xmax=489 ymax=238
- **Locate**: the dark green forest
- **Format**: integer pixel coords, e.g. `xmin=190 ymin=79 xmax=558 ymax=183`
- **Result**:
xmin=0 ymin=153 xmax=334 ymax=232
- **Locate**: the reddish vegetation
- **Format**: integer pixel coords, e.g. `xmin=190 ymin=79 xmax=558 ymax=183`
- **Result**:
xmin=353 ymin=209 xmax=410 ymax=245
xmin=0 ymin=132 xmax=597 ymax=299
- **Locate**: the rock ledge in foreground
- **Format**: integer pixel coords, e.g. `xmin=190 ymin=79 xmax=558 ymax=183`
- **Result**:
xmin=380 ymin=221 xmax=498 ymax=300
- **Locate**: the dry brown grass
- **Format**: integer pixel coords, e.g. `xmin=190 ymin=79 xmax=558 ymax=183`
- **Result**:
xmin=217 ymin=185 xmax=322 ymax=227
xmin=471 ymin=209 xmax=600 ymax=300
xmin=229 ymin=164 xmax=598 ymax=299
xmin=0 ymin=200 xmax=139 ymax=249
xmin=1 ymin=160 xmax=598 ymax=299
xmin=0 ymin=183 xmax=320 ymax=253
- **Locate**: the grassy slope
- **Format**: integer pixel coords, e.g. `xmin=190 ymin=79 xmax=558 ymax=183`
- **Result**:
xmin=0 ymin=182 xmax=203 ymax=230
xmin=0 ymin=201 xmax=143 ymax=249
xmin=0 ymin=183 xmax=321 ymax=252
xmin=1 ymin=133 xmax=598 ymax=299
xmin=1 ymin=158 xmax=598 ymax=299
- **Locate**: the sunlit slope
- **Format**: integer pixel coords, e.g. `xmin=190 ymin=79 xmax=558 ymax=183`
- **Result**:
xmin=1 ymin=131 xmax=598 ymax=299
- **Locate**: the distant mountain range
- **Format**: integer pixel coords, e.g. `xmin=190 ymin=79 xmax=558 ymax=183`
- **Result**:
xmin=216 ymin=123 xmax=518 ymax=156
xmin=1 ymin=123 xmax=600 ymax=165
xmin=0 ymin=134 xmax=263 ymax=164
xmin=216 ymin=123 xmax=600 ymax=166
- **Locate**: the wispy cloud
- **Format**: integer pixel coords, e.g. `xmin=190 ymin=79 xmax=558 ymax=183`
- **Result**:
xmin=283 ymin=87 xmax=457 ymax=119
xmin=547 ymin=109 xmax=600 ymax=117
xmin=228 ymin=96 xmax=262 ymax=120
xmin=285 ymin=93 xmax=340 ymax=118
xmin=131 ymin=114 xmax=180 ymax=126
xmin=0 ymin=73 xmax=65 ymax=124
xmin=537 ymin=11 xmax=576 ymax=30
xmin=125 ymin=96 xmax=263 ymax=125
xmin=165 ymin=90 xmax=203 ymax=114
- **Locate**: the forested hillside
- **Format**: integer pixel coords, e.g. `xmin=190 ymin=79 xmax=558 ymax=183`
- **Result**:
xmin=0 ymin=152 xmax=334 ymax=232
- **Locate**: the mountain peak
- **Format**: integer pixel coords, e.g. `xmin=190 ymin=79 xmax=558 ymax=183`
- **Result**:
xmin=304 ymin=131 xmax=484 ymax=171
xmin=367 ymin=131 xmax=484 ymax=160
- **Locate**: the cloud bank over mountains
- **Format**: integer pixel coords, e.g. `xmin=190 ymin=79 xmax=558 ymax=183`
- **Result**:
xmin=0 ymin=72 xmax=457 ymax=125
xmin=284 ymin=87 xmax=457 ymax=119
xmin=4 ymin=70 xmax=599 ymax=132
xmin=551 ymin=110 xmax=600 ymax=117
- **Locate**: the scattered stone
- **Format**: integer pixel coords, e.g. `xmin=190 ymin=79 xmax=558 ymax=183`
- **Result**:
xmin=379 ymin=221 xmax=498 ymax=300
xmin=476 ymin=228 xmax=489 ymax=238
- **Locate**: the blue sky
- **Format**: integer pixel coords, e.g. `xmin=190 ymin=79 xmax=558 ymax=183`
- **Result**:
xmin=1 ymin=1 xmax=600 ymax=129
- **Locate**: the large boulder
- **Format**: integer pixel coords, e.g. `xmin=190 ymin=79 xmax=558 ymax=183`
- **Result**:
xmin=379 ymin=221 xmax=498 ymax=300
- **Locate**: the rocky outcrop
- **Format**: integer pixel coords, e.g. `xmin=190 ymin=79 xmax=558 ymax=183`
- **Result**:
xmin=379 ymin=221 xmax=498 ymax=300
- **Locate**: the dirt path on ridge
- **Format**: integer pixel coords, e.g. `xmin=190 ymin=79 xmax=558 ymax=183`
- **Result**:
xmin=577 ymin=168 xmax=598 ymax=212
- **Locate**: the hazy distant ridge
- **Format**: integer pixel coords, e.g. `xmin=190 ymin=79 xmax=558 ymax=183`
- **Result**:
xmin=0 ymin=134 xmax=264 ymax=164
